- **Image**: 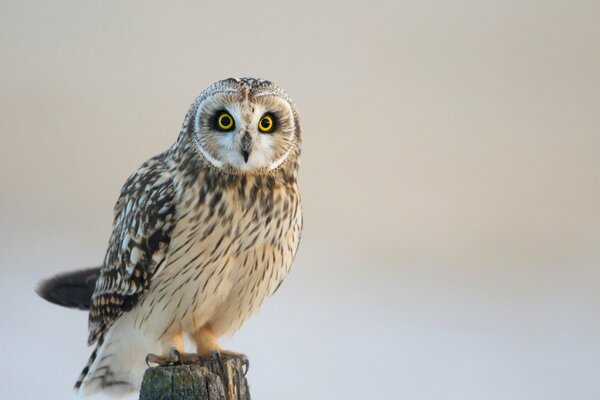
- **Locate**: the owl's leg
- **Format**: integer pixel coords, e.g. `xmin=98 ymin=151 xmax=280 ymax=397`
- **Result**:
xmin=192 ymin=325 xmax=222 ymax=356
xmin=145 ymin=331 xmax=200 ymax=366
xmin=192 ymin=325 xmax=249 ymax=374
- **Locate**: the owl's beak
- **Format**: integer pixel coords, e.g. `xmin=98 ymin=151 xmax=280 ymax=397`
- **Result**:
xmin=240 ymin=133 xmax=252 ymax=163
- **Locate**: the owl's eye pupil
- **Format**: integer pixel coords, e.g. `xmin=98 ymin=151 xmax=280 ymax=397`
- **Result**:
xmin=261 ymin=120 xmax=268 ymax=128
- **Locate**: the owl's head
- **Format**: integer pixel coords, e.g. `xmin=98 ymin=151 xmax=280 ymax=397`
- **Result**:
xmin=186 ymin=78 xmax=300 ymax=175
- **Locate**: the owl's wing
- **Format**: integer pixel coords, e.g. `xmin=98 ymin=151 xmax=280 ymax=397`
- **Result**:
xmin=88 ymin=154 xmax=177 ymax=344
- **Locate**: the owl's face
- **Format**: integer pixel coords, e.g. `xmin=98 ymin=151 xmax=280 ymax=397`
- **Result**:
xmin=190 ymin=78 xmax=300 ymax=174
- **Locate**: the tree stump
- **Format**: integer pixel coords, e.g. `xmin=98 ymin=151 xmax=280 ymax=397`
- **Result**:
xmin=139 ymin=356 xmax=250 ymax=400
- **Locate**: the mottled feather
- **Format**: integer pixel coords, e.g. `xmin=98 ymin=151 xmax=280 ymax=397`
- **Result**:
xmin=88 ymin=152 xmax=177 ymax=344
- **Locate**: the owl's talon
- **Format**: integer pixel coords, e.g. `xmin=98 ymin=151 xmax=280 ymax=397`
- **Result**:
xmin=211 ymin=350 xmax=226 ymax=373
xmin=230 ymin=353 xmax=249 ymax=375
xmin=240 ymin=355 xmax=249 ymax=376
xmin=169 ymin=348 xmax=183 ymax=365
xmin=145 ymin=353 xmax=156 ymax=367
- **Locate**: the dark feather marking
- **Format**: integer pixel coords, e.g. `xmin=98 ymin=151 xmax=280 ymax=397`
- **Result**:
xmin=209 ymin=191 xmax=222 ymax=210
xmin=157 ymin=290 xmax=170 ymax=311
xmin=191 ymin=253 xmax=220 ymax=282
xmin=191 ymin=262 xmax=207 ymax=283
xmin=120 ymin=293 xmax=138 ymax=312
xmin=201 ymin=259 xmax=221 ymax=292
xmin=152 ymin=258 xmax=166 ymax=277
xmin=168 ymin=236 xmax=195 ymax=263
xmin=241 ymin=253 xmax=249 ymax=269
xmin=186 ymin=224 xmax=201 ymax=239
xmin=259 ymin=260 xmax=268 ymax=284
xmin=268 ymin=256 xmax=276 ymax=289
xmin=261 ymin=246 xmax=267 ymax=262
xmin=200 ymin=222 xmax=217 ymax=241
xmin=158 ymin=314 xmax=178 ymax=339
xmin=243 ymin=232 xmax=260 ymax=252
xmin=211 ymin=259 xmax=230 ymax=295
xmin=75 ymin=334 xmax=104 ymax=389
xmin=175 ymin=293 xmax=184 ymax=310
xmin=181 ymin=250 xmax=205 ymax=274
xmin=210 ymin=234 xmax=225 ymax=256
xmin=273 ymin=278 xmax=285 ymax=295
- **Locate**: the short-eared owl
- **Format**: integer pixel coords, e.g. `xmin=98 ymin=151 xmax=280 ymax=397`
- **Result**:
xmin=37 ymin=78 xmax=302 ymax=396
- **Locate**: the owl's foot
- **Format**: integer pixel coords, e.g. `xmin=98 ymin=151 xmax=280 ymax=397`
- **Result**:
xmin=145 ymin=348 xmax=248 ymax=375
xmin=145 ymin=348 xmax=202 ymax=367
xmin=210 ymin=350 xmax=249 ymax=376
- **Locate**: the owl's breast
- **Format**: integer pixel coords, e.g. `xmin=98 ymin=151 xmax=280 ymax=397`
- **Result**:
xmin=139 ymin=174 xmax=301 ymax=337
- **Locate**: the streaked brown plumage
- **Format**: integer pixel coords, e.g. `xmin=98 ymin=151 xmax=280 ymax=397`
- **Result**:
xmin=38 ymin=78 xmax=302 ymax=397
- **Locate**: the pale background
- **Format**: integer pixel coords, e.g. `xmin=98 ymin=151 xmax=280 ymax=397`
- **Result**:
xmin=1 ymin=1 xmax=599 ymax=399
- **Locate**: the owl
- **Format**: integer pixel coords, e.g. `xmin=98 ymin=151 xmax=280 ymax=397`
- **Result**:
xmin=37 ymin=78 xmax=302 ymax=397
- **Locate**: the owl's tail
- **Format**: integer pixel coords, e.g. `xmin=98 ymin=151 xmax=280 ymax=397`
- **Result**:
xmin=36 ymin=266 xmax=101 ymax=310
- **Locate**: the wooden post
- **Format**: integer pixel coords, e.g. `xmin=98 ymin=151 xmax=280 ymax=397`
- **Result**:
xmin=139 ymin=356 xmax=250 ymax=400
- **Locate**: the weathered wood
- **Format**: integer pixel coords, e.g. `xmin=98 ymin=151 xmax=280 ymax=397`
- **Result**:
xmin=139 ymin=356 xmax=250 ymax=400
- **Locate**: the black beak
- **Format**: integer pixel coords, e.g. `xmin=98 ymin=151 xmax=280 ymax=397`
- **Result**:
xmin=241 ymin=133 xmax=251 ymax=163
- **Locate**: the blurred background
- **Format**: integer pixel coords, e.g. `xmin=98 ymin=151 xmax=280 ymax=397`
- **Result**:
xmin=1 ymin=1 xmax=599 ymax=399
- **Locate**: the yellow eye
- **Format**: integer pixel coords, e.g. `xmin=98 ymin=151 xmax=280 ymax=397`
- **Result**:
xmin=258 ymin=114 xmax=274 ymax=133
xmin=217 ymin=112 xmax=234 ymax=131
